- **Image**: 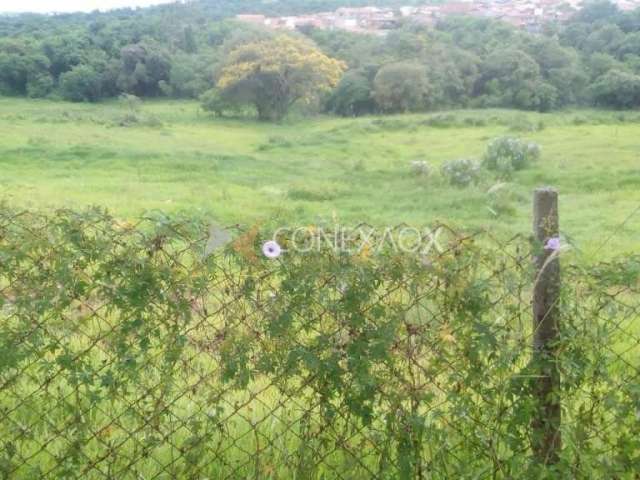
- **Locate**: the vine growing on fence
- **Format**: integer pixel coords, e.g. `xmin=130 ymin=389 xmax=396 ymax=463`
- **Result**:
xmin=0 ymin=207 xmax=638 ymax=479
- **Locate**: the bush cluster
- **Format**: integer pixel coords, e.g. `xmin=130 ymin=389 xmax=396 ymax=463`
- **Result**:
xmin=434 ymin=136 xmax=541 ymax=188
xmin=440 ymin=158 xmax=481 ymax=187
xmin=483 ymin=136 xmax=541 ymax=178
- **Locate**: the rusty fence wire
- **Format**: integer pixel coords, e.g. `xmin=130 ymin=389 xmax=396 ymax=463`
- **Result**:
xmin=0 ymin=206 xmax=638 ymax=479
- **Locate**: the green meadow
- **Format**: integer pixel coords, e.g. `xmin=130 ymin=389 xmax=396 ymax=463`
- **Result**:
xmin=1 ymin=97 xmax=639 ymax=478
xmin=1 ymin=97 xmax=638 ymax=257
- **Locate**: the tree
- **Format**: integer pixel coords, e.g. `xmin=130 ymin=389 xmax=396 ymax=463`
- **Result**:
xmin=308 ymin=28 xmax=385 ymax=69
xmin=590 ymin=69 xmax=640 ymax=108
xmin=525 ymin=37 xmax=585 ymax=106
xmin=1 ymin=0 xmax=640 ymax=112
xmin=59 ymin=64 xmax=103 ymax=102
xmin=584 ymin=24 xmax=625 ymax=56
xmin=0 ymin=40 xmax=50 ymax=96
xmin=207 ymin=21 xmax=236 ymax=47
xmin=168 ymin=53 xmax=214 ymax=98
xmin=26 ymin=73 xmax=54 ymax=98
xmin=436 ymin=16 xmax=521 ymax=56
xmin=586 ymin=52 xmax=624 ymax=79
xmin=619 ymin=32 xmax=640 ymax=57
xmin=527 ymin=37 xmax=575 ymax=73
xmin=477 ymin=48 xmax=544 ymax=109
xmin=574 ymin=0 xmax=620 ymax=23
xmin=624 ymin=54 xmax=640 ymax=74
xmin=560 ymin=23 xmax=590 ymax=51
xmin=617 ymin=7 xmax=640 ymax=33
xmin=421 ymin=45 xmax=479 ymax=108
xmin=546 ymin=66 xmax=588 ymax=105
xmin=513 ymin=80 xmax=559 ymax=112
xmin=373 ymin=62 xmax=430 ymax=113
xmin=42 ymin=33 xmax=92 ymax=78
xmin=384 ymin=29 xmax=428 ymax=59
xmin=217 ymin=34 xmax=345 ymax=121
xmin=221 ymin=26 xmax=274 ymax=55
xmin=182 ymin=25 xmax=198 ymax=54
xmin=115 ymin=42 xmax=171 ymax=97
xmin=200 ymin=88 xmax=242 ymax=117
xmin=326 ymin=66 xmax=377 ymax=116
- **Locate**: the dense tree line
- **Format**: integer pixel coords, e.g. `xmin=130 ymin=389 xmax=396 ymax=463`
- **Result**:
xmin=318 ymin=1 xmax=640 ymax=114
xmin=1 ymin=0 xmax=640 ymax=117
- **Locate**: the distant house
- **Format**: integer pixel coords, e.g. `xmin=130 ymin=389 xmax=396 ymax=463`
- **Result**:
xmin=438 ymin=2 xmax=476 ymax=15
xmin=235 ymin=0 xmax=640 ymax=36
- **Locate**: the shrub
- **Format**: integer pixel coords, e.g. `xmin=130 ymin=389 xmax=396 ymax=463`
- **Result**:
xmin=117 ymin=112 xmax=141 ymax=126
xmin=483 ymin=136 xmax=540 ymax=178
xmin=373 ymin=62 xmax=430 ymax=113
xmin=200 ymin=88 xmax=241 ymax=117
xmin=59 ymin=64 xmax=103 ymax=102
xmin=326 ymin=68 xmax=377 ymax=117
xmin=119 ymin=93 xmax=142 ymax=112
xmin=410 ymin=160 xmax=431 ymax=177
xmin=441 ymin=158 xmax=481 ymax=187
xmin=590 ymin=69 xmax=640 ymax=109
xmin=26 ymin=73 xmax=54 ymax=98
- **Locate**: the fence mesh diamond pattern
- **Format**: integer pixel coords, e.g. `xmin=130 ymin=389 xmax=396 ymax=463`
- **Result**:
xmin=0 ymin=207 xmax=638 ymax=479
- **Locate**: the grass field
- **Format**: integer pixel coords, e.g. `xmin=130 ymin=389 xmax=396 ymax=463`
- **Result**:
xmin=1 ymin=98 xmax=639 ymax=478
xmin=1 ymin=97 xmax=639 ymax=257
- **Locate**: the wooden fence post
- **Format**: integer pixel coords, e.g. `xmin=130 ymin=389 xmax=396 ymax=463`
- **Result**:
xmin=531 ymin=187 xmax=562 ymax=464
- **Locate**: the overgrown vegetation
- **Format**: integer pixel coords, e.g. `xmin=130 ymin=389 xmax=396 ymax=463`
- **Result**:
xmin=2 ymin=1 xmax=640 ymax=118
xmin=2 ymin=98 xmax=640 ymax=257
xmin=1 ymin=2 xmax=639 ymax=478
xmin=215 ymin=34 xmax=345 ymax=121
xmin=440 ymin=158 xmax=481 ymax=187
xmin=0 ymin=207 xmax=638 ymax=478
xmin=483 ymin=137 xmax=541 ymax=179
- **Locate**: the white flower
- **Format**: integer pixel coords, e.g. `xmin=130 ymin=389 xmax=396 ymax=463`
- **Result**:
xmin=262 ymin=241 xmax=282 ymax=259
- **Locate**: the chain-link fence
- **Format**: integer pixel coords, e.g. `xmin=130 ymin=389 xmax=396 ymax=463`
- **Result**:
xmin=0 ymin=204 xmax=638 ymax=479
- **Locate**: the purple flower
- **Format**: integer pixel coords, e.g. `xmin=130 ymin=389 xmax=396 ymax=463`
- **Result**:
xmin=544 ymin=237 xmax=561 ymax=251
xmin=262 ymin=241 xmax=282 ymax=259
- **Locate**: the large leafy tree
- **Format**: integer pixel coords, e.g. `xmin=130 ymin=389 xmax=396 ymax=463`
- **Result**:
xmin=59 ymin=64 xmax=104 ymax=102
xmin=373 ymin=62 xmax=430 ymax=113
xmin=217 ymin=34 xmax=346 ymax=121
xmin=590 ymin=69 xmax=640 ymax=107
xmin=575 ymin=0 xmax=620 ymax=23
xmin=326 ymin=65 xmax=378 ymax=117
xmin=115 ymin=41 xmax=172 ymax=97
xmin=2 ymin=0 xmax=640 ymax=113
xmin=476 ymin=48 xmax=559 ymax=110
xmin=166 ymin=53 xmax=214 ymax=98
xmin=42 ymin=33 xmax=93 ymax=78
xmin=0 ymin=39 xmax=51 ymax=96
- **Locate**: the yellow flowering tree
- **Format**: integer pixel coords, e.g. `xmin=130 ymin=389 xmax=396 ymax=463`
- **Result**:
xmin=217 ymin=35 xmax=346 ymax=121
